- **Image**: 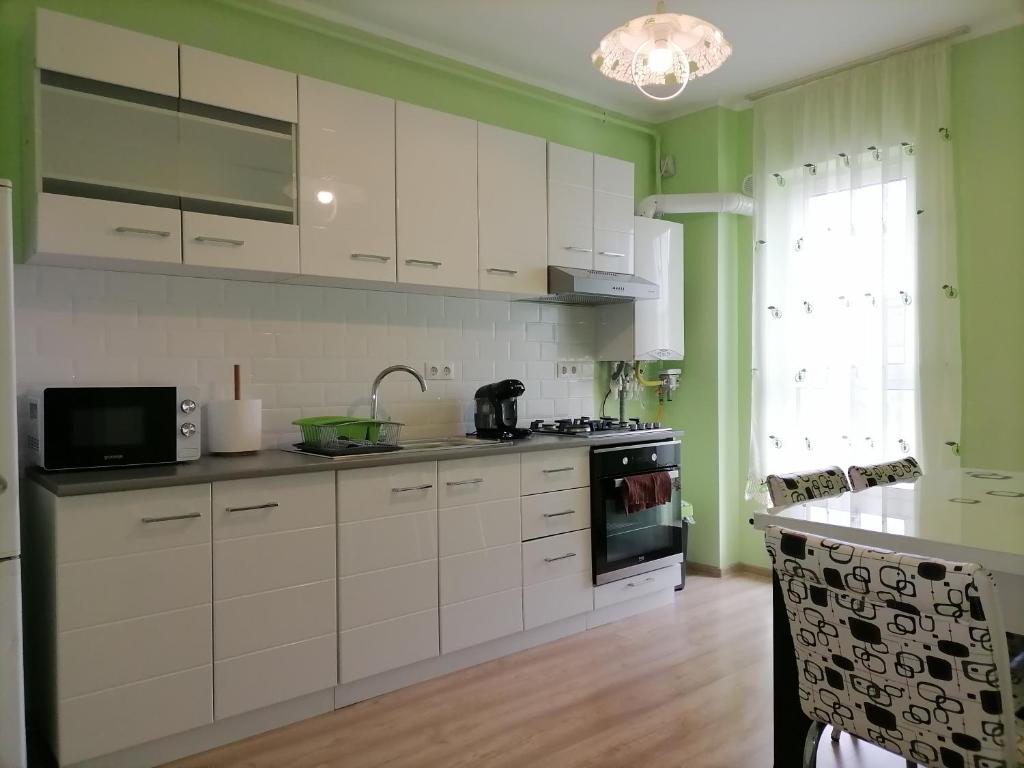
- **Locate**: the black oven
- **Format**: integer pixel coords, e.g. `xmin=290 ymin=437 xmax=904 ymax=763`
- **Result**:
xmin=590 ymin=439 xmax=687 ymax=586
xmin=27 ymin=386 xmax=202 ymax=471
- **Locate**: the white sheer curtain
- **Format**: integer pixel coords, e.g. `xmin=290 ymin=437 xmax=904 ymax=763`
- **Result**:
xmin=749 ymin=43 xmax=960 ymax=497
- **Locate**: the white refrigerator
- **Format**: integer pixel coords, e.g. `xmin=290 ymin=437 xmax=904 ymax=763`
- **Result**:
xmin=0 ymin=180 xmax=26 ymax=768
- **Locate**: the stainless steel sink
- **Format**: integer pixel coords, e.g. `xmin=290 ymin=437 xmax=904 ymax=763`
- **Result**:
xmin=398 ymin=436 xmax=501 ymax=451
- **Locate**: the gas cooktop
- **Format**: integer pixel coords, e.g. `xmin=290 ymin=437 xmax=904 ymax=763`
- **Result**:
xmin=529 ymin=417 xmax=671 ymax=439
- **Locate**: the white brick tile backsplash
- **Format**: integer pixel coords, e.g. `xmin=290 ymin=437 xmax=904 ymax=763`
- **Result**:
xmin=73 ymin=357 xmax=138 ymax=384
xmin=36 ymin=266 xmax=104 ymax=301
xmin=252 ymin=357 xmax=301 ymax=383
xmin=169 ymin=329 xmax=225 ymax=358
xmin=509 ymin=340 xmax=541 ymax=362
xmin=300 ymin=357 xmax=346 ymax=382
xmin=277 ymin=383 xmax=324 ymax=408
xmin=37 ymin=325 xmax=105 ymax=357
xmin=107 ymin=326 xmax=168 ymax=357
xmin=274 ymin=332 xmax=323 ymax=358
xmin=224 ymin=331 xmax=276 ymax=358
xmin=223 ymin=280 xmax=276 ymax=309
xmin=478 ymin=299 xmax=510 ymax=322
xmin=106 ymin=271 xmax=167 ymax=303
xmin=139 ymin=357 xmax=198 ymax=386
xmin=443 ymin=296 xmax=478 ymax=320
xmin=540 ymin=379 xmax=568 ymax=399
xmin=139 ymin=303 xmax=198 ymax=332
xmin=324 ymin=331 xmax=367 ymax=358
xmin=526 ymin=322 xmax=555 ymax=342
xmin=167 ymin=276 xmax=224 ymax=306
xmin=510 ymin=302 xmax=540 ymax=323
xmin=15 ymin=266 xmax=599 ymax=443
xmin=527 ymin=360 xmax=555 ymax=381
xmin=72 ymin=297 xmax=138 ymax=327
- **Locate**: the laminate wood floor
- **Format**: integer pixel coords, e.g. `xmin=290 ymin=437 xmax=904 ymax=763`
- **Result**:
xmin=165 ymin=576 xmax=905 ymax=768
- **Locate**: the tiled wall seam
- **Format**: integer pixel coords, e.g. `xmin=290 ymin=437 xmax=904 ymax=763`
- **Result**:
xmin=15 ymin=266 xmax=597 ymax=447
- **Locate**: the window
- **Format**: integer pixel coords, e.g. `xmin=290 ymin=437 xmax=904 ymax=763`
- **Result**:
xmin=752 ymin=147 xmax=919 ymax=480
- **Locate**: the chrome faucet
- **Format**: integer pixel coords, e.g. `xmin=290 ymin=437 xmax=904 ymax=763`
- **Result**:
xmin=370 ymin=364 xmax=428 ymax=420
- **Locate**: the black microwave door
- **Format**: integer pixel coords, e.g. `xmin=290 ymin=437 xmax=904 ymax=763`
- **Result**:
xmin=43 ymin=387 xmax=177 ymax=469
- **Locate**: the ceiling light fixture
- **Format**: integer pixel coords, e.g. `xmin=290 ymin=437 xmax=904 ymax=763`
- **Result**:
xmin=592 ymin=1 xmax=732 ymax=101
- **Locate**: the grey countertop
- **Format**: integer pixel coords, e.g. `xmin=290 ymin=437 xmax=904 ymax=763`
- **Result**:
xmin=27 ymin=431 xmax=683 ymax=497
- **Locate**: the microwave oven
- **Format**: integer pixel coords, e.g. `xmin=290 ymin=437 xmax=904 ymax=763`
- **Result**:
xmin=27 ymin=386 xmax=201 ymax=471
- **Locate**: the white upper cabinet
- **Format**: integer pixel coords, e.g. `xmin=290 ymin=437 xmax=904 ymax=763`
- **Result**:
xmin=182 ymin=212 xmax=299 ymax=275
xmin=548 ymin=144 xmax=635 ymax=274
xmin=298 ymin=77 xmax=397 ymax=282
xmin=547 ymin=143 xmax=594 ymax=270
xmin=180 ymin=46 xmax=297 ymax=123
xmin=594 ymin=155 xmax=635 ymax=274
xmin=36 ymin=10 xmax=178 ymax=96
xmin=478 ymin=123 xmax=547 ymax=295
xmin=396 ymin=103 xmax=478 ymax=290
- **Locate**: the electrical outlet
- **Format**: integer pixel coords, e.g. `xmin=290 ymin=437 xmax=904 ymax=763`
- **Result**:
xmin=556 ymin=361 xmax=582 ymax=380
xmin=424 ymin=361 xmax=455 ymax=381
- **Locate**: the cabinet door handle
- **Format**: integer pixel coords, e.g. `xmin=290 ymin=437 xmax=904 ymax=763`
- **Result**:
xmin=405 ymin=259 xmax=443 ymax=267
xmin=351 ymin=253 xmax=391 ymax=263
xmin=0 ymin=475 xmax=6 ymax=495
xmin=544 ymin=552 xmax=577 ymax=563
xmin=542 ymin=510 xmax=576 ymax=518
xmin=142 ymin=512 xmax=202 ymax=524
xmin=626 ymin=576 xmax=657 ymax=588
xmin=115 ymin=226 xmax=171 ymax=238
xmin=563 ymin=246 xmax=592 ymax=253
xmin=598 ymin=251 xmax=626 ymax=258
xmin=486 ymin=268 xmax=518 ymax=276
xmin=225 ymin=502 xmax=279 ymax=513
xmin=446 ymin=478 xmax=484 ymax=487
xmin=194 ymin=236 xmax=245 ymax=247
xmin=391 ymin=484 xmax=433 ymax=493
xmin=542 ymin=466 xmax=575 ymax=474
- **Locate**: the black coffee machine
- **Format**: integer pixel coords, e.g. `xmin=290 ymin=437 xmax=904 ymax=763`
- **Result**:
xmin=474 ymin=379 xmax=530 ymax=440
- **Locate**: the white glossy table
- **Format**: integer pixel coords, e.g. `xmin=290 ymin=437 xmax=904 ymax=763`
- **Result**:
xmin=751 ymin=468 xmax=1024 ymax=766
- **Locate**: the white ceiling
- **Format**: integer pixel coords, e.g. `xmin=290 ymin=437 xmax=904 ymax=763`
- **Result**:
xmin=273 ymin=0 xmax=1024 ymax=122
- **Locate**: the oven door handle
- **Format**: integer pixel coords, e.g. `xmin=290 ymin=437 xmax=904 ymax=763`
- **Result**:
xmin=612 ymin=469 xmax=680 ymax=489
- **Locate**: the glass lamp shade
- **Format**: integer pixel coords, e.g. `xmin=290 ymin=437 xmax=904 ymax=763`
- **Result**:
xmin=592 ymin=6 xmax=732 ymax=101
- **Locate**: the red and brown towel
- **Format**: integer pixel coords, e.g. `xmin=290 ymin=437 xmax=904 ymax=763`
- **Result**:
xmin=620 ymin=471 xmax=673 ymax=514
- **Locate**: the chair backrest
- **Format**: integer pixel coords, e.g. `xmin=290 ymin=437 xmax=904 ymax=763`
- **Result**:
xmin=765 ymin=525 xmax=1018 ymax=768
xmin=765 ymin=466 xmax=850 ymax=507
xmin=848 ymin=457 xmax=923 ymax=492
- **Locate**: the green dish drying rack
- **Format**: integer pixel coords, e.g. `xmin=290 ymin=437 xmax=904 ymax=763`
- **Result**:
xmin=292 ymin=416 xmax=404 ymax=449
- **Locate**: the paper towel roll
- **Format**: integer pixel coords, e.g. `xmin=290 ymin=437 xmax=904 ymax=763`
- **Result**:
xmin=206 ymin=399 xmax=262 ymax=455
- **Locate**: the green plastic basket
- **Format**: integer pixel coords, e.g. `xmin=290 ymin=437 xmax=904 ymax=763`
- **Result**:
xmin=291 ymin=417 xmax=398 ymax=448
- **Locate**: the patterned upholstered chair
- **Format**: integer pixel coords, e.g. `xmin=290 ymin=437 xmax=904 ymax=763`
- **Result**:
xmin=765 ymin=525 xmax=1021 ymax=768
xmin=766 ymin=466 xmax=851 ymax=507
xmin=848 ymin=457 xmax=923 ymax=492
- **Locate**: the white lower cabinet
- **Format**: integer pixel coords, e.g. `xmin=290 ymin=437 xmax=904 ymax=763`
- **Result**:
xmin=438 ymin=496 xmax=523 ymax=654
xmin=212 ymin=473 xmax=337 ymax=720
xmin=522 ymin=529 xmax=593 ymax=630
xmin=337 ymin=463 xmax=439 ymax=683
xmin=593 ymin=565 xmax=681 ymax=610
xmin=43 ymin=485 xmax=214 ymax=765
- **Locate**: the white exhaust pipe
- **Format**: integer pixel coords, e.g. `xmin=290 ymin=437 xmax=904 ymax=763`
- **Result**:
xmin=637 ymin=192 xmax=754 ymax=218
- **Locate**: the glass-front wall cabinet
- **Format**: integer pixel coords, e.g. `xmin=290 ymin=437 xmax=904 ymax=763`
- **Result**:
xmin=39 ymin=72 xmax=296 ymax=224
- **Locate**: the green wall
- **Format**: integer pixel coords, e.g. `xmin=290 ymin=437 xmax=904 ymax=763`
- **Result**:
xmin=952 ymin=25 xmax=1024 ymax=471
xmin=0 ymin=0 xmax=658 ymax=257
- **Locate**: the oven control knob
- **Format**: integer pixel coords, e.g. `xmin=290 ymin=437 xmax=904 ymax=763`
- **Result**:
xmin=180 ymin=422 xmax=197 ymax=438
xmin=651 ymin=452 xmax=658 ymax=461
xmin=622 ymin=457 xmax=629 ymax=465
xmin=180 ymin=399 xmax=198 ymax=414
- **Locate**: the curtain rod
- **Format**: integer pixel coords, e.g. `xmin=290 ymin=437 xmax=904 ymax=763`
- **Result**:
xmin=745 ymin=25 xmax=970 ymax=102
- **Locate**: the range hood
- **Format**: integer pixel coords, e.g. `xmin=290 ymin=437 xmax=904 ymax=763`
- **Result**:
xmin=537 ymin=266 xmax=660 ymax=305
